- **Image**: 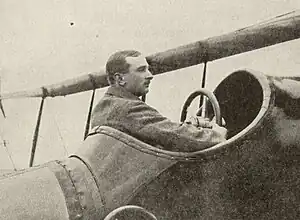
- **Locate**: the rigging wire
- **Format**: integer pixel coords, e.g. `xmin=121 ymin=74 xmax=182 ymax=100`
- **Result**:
xmin=48 ymin=101 xmax=69 ymax=156
xmin=0 ymin=137 xmax=17 ymax=171
xmin=0 ymin=71 xmax=16 ymax=170
xmin=0 ymin=75 xmax=6 ymax=118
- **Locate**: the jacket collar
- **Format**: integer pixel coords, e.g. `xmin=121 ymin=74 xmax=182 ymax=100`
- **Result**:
xmin=105 ymin=86 xmax=141 ymax=101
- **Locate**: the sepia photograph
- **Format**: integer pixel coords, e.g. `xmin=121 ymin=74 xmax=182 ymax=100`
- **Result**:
xmin=0 ymin=0 xmax=299 ymax=219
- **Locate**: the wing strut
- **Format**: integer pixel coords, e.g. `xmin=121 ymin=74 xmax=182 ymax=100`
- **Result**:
xmin=196 ymin=41 xmax=209 ymax=117
xmin=29 ymin=88 xmax=47 ymax=167
xmin=83 ymin=74 xmax=97 ymax=140
xmin=197 ymin=61 xmax=208 ymax=117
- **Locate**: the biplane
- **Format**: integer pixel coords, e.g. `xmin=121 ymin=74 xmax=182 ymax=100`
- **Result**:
xmin=0 ymin=10 xmax=299 ymax=220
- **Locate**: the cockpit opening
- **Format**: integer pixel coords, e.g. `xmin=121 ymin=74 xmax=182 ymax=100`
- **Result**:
xmin=207 ymin=70 xmax=266 ymax=139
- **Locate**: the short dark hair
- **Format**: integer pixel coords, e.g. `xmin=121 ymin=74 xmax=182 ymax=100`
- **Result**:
xmin=106 ymin=50 xmax=141 ymax=84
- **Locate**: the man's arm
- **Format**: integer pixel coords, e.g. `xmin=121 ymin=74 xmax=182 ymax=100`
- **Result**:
xmin=121 ymin=101 xmax=227 ymax=152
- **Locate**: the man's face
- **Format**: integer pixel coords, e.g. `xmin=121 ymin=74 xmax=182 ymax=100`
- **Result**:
xmin=122 ymin=56 xmax=153 ymax=97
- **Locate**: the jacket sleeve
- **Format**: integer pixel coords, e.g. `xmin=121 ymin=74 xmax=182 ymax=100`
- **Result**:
xmin=120 ymin=101 xmax=226 ymax=152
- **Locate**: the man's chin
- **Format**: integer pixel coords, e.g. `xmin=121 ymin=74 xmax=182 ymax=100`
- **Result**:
xmin=144 ymin=88 xmax=150 ymax=95
xmin=137 ymin=90 xmax=149 ymax=97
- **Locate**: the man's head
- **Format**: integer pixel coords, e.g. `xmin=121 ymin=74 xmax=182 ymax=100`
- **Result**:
xmin=106 ymin=50 xmax=153 ymax=97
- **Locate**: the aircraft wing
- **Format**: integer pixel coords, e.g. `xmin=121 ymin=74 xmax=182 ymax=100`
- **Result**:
xmin=1 ymin=10 xmax=300 ymax=100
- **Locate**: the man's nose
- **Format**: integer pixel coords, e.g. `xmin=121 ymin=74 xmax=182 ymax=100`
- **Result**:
xmin=145 ymin=70 xmax=153 ymax=80
xmin=146 ymin=75 xmax=153 ymax=80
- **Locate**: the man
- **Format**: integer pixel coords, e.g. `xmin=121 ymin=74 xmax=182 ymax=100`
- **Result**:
xmin=91 ymin=50 xmax=227 ymax=152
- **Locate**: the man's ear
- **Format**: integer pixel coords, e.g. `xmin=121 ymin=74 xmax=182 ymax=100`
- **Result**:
xmin=114 ymin=73 xmax=126 ymax=86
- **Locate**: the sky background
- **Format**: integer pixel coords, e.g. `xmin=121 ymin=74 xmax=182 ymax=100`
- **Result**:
xmin=0 ymin=0 xmax=299 ymax=169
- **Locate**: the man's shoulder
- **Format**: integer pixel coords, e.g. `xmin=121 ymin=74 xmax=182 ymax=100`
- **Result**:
xmin=96 ymin=94 xmax=143 ymax=111
xmin=91 ymin=95 xmax=135 ymax=128
xmin=103 ymin=94 xmax=141 ymax=105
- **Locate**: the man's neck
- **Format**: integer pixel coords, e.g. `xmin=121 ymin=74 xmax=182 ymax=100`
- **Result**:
xmin=107 ymin=86 xmax=141 ymax=100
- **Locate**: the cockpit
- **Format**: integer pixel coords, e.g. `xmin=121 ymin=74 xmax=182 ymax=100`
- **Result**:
xmin=206 ymin=69 xmax=268 ymax=139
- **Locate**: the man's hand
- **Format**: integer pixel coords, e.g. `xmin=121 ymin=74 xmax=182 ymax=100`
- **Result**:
xmin=212 ymin=124 xmax=227 ymax=139
xmin=187 ymin=116 xmax=226 ymax=128
xmin=211 ymin=116 xmax=226 ymax=126
xmin=186 ymin=116 xmax=227 ymax=139
xmin=197 ymin=117 xmax=213 ymax=128
xmin=186 ymin=116 xmax=212 ymax=128
xmin=210 ymin=116 xmax=227 ymax=139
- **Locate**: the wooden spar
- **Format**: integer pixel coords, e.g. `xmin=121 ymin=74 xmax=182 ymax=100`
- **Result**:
xmin=148 ymin=11 xmax=300 ymax=74
xmin=0 ymin=72 xmax=107 ymax=99
xmin=1 ymin=10 xmax=300 ymax=99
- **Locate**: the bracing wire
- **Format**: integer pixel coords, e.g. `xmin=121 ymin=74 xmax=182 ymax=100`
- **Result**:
xmin=53 ymin=115 xmax=69 ymax=156
xmin=0 ymin=71 xmax=16 ymax=170
xmin=0 ymin=137 xmax=17 ymax=171
xmin=48 ymin=102 xmax=69 ymax=156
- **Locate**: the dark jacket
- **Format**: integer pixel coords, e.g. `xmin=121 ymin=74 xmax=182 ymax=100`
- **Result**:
xmin=91 ymin=86 xmax=225 ymax=152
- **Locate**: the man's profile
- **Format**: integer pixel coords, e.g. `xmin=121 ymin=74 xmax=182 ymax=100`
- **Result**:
xmin=91 ymin=50 xmax=227 ymax=152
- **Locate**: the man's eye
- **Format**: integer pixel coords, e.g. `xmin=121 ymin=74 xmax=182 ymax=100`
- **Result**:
xmin=137 ymin=66 xmax=147 ymax=72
